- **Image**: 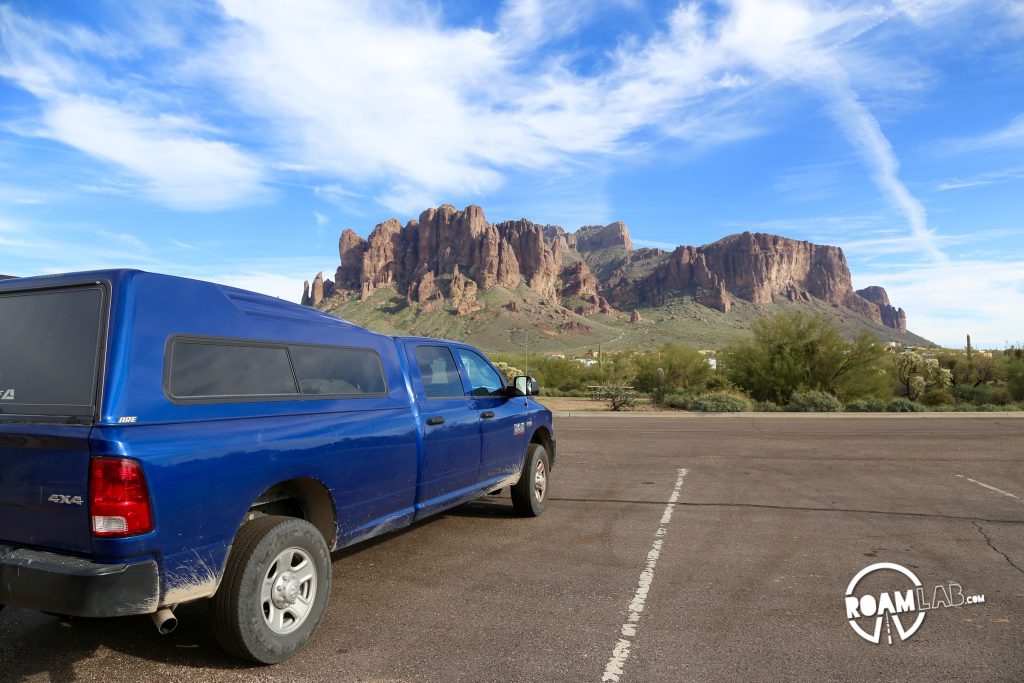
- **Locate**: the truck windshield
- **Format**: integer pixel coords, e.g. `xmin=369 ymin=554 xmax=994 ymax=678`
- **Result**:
xmin=0 ymin=285 xmax=105 ymax=420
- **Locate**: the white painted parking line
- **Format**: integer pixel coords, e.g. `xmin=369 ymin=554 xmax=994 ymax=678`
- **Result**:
xmin=955 ymin=474 xmax=1022 ymax=502
xmin=601 ymin=468 xmax=688 ymax=683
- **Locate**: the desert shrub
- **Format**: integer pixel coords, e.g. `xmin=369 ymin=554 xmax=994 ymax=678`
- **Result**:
xmin=661 ymin=392 xmax=692 ymax=410
xmin=593 ymin=384 xmax=637 ymax=411
xmin=973 ymin=403 xmax=1004 ymax=412
xmin=952 ymin=384 xmax=988 ymax=404
xmin=689 ymin=391 xmax=751 ymax=412
xmin=887 ymin=398 xmax=924 ymax=413
xmin=757 ymin=400 xmax=782 ymax=412
xmin=920 ymin=388 xmax=954 ymax=406
xmin=845 ymin=397 xmax=887 ymax=412
xmin=988 ymin=386 xmax=1014 ymax=405
xmin=786 ymin=390 xmax=842 ymax=412
xmin=704 ymin=373 xmax=735 ymax=391
xmin=1005 ymin=357 xmax=1024 ymax=401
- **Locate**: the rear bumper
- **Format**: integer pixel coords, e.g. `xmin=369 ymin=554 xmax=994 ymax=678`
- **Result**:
xmin=0 ymin=544 xmax=159 ymax=617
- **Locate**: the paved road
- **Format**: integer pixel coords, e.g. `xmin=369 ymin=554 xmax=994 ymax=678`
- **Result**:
xmin=1 ymin=415 xmax=1022 ymax=682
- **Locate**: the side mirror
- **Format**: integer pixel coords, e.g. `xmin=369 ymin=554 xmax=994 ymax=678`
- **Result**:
xmin=513 ymin=376 xmax=540 ymax=397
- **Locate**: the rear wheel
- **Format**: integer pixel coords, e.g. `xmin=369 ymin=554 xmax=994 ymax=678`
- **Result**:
xmin=211 ymin=515 xmax=331 ymax=663
xmin=511 ymin=443 xmax=549 ymax=517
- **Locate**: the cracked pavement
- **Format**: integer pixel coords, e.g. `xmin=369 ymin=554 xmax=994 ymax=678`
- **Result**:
xmin=0 ymin=414 xmax=1022 ymax=681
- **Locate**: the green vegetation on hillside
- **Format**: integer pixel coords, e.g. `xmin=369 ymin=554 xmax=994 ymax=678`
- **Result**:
xmin=319 ymin=283 xmax=931 ymax=355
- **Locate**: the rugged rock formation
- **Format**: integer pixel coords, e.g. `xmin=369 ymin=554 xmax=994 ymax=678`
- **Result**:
xmin=576 ymin=221 xmax=633 ymax=252
xmin=336 ymin=229 xmax=367 ymax=290
xmin=302 ymin=203 xmax=909 ymax=332
xmin=856 ymin=286 xmax=907 ymax=332
xmin=609 ymin=245 xmax=732 ymax=313
xmin=301 ymin=271 xmax=333 ymax=307
xmin=561 ymin=260 xmax=613 ymax=315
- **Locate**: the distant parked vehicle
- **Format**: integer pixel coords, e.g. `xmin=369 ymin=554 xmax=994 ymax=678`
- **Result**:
xmin=0 ymin=270 xmax=554 ymax=663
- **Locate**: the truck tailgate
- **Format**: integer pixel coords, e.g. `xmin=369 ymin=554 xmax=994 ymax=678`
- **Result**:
xmin=0 ymin=424 xmax=94 ymax=554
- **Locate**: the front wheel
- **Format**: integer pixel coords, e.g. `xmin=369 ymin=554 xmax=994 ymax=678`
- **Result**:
xmin=511 ymin=443 xmax=549 ymax=517
xmin=211 ymin=515 xmax=332 ymax=663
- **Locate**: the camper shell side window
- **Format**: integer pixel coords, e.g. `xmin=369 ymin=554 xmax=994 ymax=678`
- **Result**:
xmin=164 ymin=336 xmax=388 ymax=403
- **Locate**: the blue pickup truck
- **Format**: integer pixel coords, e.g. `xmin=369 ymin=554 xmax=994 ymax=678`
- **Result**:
xmin=0 ymin=269 xmax=555 ymax=663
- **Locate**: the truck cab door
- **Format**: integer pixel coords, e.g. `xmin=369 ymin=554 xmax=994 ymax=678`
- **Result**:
xmin=404 ymin=343 xmax=481 ymax=510
xmin=453 ymin=347 xmax=527 ymax=486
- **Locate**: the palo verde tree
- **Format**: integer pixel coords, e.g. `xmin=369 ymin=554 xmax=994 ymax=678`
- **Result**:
xmin=718 ymin=310 xmax=889 ymax=404
xmin=632 ymin=344 xmax=713 ymax=394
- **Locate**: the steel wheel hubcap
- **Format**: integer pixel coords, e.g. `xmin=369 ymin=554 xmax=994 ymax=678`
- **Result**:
xmin=261 ymin=547 xmax=316 ymax=635
xmin=534 ymin=459 xmax=547 ymax=503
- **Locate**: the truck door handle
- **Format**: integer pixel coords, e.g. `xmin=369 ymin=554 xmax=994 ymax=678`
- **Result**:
xmin=480 ymin=411 xmax=495 ymax=419
xmin=426 ymin=416 xmax=445 ymax=426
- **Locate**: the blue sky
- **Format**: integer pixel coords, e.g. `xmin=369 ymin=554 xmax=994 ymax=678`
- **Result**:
xmin=1 ymin=0 xmax=1022 ymax=348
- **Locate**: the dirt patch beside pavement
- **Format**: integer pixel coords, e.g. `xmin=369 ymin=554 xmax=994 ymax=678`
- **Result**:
xmin=534 ymin=396 xmax=673 ymax=412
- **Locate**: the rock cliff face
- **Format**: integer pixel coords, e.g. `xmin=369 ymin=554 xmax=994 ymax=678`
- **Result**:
xmin=303 ymin=204 xmax=908 ymax=333
xmin=856 ymin=286 xmax=907 ymax=332
xmin=575 ymin=221 xmax=633 ymax=252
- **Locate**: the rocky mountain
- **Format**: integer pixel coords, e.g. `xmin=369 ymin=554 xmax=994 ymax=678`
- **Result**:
xmin=302 ymin=204 xmax=917 ymax=351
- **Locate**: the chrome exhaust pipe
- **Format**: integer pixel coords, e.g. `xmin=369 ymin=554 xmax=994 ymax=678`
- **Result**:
xmin=151 ymin=607 xmax=178 ymax=635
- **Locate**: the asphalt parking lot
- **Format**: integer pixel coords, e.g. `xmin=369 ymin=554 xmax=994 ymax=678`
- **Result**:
xmin=1 ymin=414 xmax=1022 ymax=682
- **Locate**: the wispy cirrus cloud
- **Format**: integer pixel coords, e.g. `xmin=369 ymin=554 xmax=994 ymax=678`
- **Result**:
xmin=935 ymin=166 xmax=1024 ymax=191
xmin=0 ymin=1 xmax=995 ymax=260
xmin=0 ymin=5 xmax=267 ymax=210
xmin=944 ymin=114 xmax=1024 ymax=152
xmin=772 ymin=160 xmax=852 ymax=203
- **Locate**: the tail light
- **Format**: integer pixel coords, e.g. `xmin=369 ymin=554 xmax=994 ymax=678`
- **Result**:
xmin=89 ymin=457 xmax=154 ymax=537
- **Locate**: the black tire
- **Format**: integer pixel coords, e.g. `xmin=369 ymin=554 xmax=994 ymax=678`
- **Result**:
xmin=211 ymin=515 xmax=331 ymax=664
xmin=511 ymin=443 xmax=549 ymax=517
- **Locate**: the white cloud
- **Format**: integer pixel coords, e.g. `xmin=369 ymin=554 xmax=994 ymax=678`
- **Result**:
xmin=209 ymin=271 xmax=309 ymax=303
xmin=0 ymin=6 xmax=267 ymax=211
xmin=38 ymin=97 xmax=267 ymax=210
xmin=497 ymin=0 xmax=584 ymax=45
xmin=946 ymin=114 xmax=1024 ymax=152
xmin=855 ymin=259 xmax=1024 ymax=348
xmin=0 ymin=0 xmax=992 ymax=252
xmin=935 ymin=166 xmax=1024 ymax=191
xmin=714 ymin=0 xmax=948 ymax=262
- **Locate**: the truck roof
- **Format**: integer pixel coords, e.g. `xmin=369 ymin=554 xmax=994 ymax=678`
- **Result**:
xmin=0 ymin=268 xmax=368 ymax=335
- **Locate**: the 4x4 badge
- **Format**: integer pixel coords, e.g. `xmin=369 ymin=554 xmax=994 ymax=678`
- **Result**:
xmin=47 ymin=494 xmax=83 ymax=505
xmin=0 ymin=389 xmax=13 ymax=400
